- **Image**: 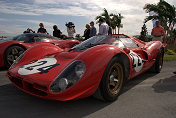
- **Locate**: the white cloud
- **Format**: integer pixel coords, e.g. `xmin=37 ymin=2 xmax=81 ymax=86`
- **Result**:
xmin=0 ymin=24 xmax=25 ymax=36
xmin=0 ymin=0 xmax=175 ymax=36
xmin=0 ymin=1 xmax=41 ymax=15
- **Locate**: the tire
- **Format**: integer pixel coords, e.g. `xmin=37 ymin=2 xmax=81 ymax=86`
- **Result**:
xmin=154 ymin=49 xmax=164 ymax=73
xmin=99 ymin=56 xmax=125 ymax=102
xmin=4 ymin=46 xmax=25 ymax=68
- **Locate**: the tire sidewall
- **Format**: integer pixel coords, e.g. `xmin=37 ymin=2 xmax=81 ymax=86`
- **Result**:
xmin=4 ymin=46 xmax=25 ymax=68
xmin=100 ymin=56 xmax=125 ymax=102
xmin=155 ymin=49 xmax=163 ymax=73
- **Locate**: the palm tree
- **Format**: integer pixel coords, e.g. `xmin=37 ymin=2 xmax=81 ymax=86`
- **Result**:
xmin=143 ymin=0 xmax=176 ymax=36
xmin=111 ymin=13 xmax=124 ymax=34
xmin=96 ymin=8 xmax=124 ymax=34
xmin=95 ymin=8 xmax=111 ymax=23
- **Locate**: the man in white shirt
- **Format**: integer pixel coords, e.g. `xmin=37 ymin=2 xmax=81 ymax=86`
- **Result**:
xmin=98 ymin=18 xmax=109 ymax=35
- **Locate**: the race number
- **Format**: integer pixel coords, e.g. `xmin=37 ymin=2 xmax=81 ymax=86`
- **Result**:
xmin=18 ymin=58 xmax=59 ymax=75
xmin=129 ymin=51 xmax=143 ymax=72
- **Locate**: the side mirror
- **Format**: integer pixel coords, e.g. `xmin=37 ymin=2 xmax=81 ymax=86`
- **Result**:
xmin=123 ymin=48 xmax=130 ymax=54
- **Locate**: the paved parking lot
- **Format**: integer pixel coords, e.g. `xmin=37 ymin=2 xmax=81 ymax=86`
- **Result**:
xmin=0 ymin=61 xmax=176 ymax=118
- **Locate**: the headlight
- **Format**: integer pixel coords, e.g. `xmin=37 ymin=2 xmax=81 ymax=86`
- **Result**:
xmin=10 ymin=53 xmax=24 ymax=68
xmin=50 ymin=61 xmax=85 ymax=93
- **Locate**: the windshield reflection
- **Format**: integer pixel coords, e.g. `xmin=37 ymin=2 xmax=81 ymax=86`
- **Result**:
xmin=69 ymin=35 xmax=125 ymax=51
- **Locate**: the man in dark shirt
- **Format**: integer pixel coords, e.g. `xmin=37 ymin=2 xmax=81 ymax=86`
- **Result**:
xmin=23 ymin=28 xmax=35 ymax=33
xmin=53 ymin=25 xmax=62 ymax=38
xmin=37 ymin=23 xmax=48 ymax=34
xmin=89 ymin=21 xmax=96 ymax=37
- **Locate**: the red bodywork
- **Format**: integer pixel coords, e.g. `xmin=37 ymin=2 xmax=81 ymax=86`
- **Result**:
xmin=0 ymin=35 xmax=80 ymax=67
xmin=7 ymin=34 xmax=165 ymax=101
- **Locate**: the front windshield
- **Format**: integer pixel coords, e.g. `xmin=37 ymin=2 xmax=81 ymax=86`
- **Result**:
xmin=69 ymin=35 xmax=125 ymax=51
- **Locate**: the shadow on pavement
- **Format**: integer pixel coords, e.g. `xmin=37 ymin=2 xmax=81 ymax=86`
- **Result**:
xmin=0 ymin=84 xmax=111 ymax=118
xmin=152 ymin=75 xmax=176 ymax=93
xmin=122 ymin=72 xmax=157 ymax=94
xmin=0 ymin=71 xmax=161 ymax=118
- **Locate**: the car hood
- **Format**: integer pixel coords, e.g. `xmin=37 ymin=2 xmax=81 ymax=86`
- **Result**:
xmin=8 ymin=51 xmax=82 ymax=86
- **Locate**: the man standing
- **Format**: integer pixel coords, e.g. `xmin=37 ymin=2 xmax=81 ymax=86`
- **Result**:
xmin=53 ymin=25 xmax=62 ymax=38
xmin=98 ymin=18 xmax=109 ymax=35
xmin=89 ymin=21 xmax=97 ymax=37
xmin=151 ymin=21 xmax=165 ymax=42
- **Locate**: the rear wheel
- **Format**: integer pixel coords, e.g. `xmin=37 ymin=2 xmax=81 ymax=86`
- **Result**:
xmin=153 ymin=49 xmax=164 ymax=73
xmin=99 ymin=57 xmax=125 ymax=102
xmin=4 ymin=46 xmax=25 ymax=68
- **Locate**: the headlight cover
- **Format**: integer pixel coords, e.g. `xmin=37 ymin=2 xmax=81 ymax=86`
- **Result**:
xmin=50 ymin=61 xmax=85 ymax=93
xmin=10 ymin=53 xmax=24 ymax=68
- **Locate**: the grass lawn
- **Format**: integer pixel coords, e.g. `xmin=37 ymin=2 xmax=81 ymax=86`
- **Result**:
xmin=164 ymin=54 xmax=176 ymax=61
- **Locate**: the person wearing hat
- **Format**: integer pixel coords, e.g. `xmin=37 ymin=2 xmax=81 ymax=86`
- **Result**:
xmin=66 ymin=22 xmax=76 ymax=38
xmin=98 ymin=18 xmax=109 ymax=35
xmin=89 ymin=21 xmax=97 ymax=37
xmin=151 ymin=21 xmax=165 ymax=42
xmin=53 ymin=25 xmax=62 ymax=38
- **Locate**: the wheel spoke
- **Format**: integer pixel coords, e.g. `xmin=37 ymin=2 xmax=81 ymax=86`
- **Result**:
xmin=18 ymin=51 xmax=24 ymax=55
xmin=7 ymin=55 xmax=14 ymax=61
xmin=108 ymin=63 xmax=123 ymax=95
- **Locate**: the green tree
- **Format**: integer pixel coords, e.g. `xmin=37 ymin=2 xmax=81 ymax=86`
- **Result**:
xmin=110 ymin=13 xmax=124 ymax=34
xmin=96 ymin=8 xmax=124 ymax=34
xmin=95 ymin=8 xmax=111 ymax=24
xmin=143 ymin=0 xmax=176 ymax=36
xmin=139 ymin=24 xmax=148 ymax=41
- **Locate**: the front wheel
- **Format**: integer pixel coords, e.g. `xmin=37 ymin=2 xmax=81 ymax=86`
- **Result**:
xmin=4 ymin=46 xmax=25 ymax=68
xmin=99 ymin=57 xmax=125 ymax=102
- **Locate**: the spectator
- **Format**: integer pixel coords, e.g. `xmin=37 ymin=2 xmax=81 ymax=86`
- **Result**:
xmin=98 ymin=18 xmax=109 ymax=35
xmin=37 ymin=23 xmax=48 ymax=34
xmin=83 ymin=24 xmax=90 ymax=40
xmin=66 ymin=22 xmax=76 ymax=38
xmin=23 ymin=28 xmax=35 ymax=33
xmin=53 ymin=25 xmax=62 ymax=38
xmin=106 ymin=21 xmax=112 ymax=35
xmin=151 ymin=21 xmax=165 ymax=42
xmin=89 ymin=21 xmax=96 ymax=37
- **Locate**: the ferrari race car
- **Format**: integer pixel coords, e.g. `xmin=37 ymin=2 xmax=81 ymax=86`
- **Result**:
xmin=7 ymin=34 xmax=165 ymax=101
xmin=0 ymin=33 xmax=80 ymax=68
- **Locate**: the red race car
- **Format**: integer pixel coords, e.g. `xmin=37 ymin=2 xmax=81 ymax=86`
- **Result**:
xmin=0 ymin=33 xmax=80 ymax=68
xmin=7 ymin=34 xmax=165 ymax=102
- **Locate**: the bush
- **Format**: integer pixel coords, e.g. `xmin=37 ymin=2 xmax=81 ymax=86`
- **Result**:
xmin=167 ymin=49 xmax=176 ymax=55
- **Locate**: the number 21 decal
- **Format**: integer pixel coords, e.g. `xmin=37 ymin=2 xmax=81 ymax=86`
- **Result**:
xmin=18 ymin=58 xmax=59 ymax=75
xmin=129 ymin=51 xmax=144 ymax=72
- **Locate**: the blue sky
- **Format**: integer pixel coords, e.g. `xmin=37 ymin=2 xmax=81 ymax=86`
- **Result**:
xmin=0 ymin=0 xmax=175 ymax=37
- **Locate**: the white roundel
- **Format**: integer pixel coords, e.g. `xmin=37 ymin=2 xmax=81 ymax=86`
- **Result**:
xmin=18 ymin=58 xmax=57 ymax=75
xmin=129 ymin=51 xmax=143 ymax=72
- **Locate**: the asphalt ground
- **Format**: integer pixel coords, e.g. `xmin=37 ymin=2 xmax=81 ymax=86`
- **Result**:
xmin=0 ymin=61 xmax=176 ymax=118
